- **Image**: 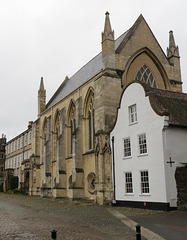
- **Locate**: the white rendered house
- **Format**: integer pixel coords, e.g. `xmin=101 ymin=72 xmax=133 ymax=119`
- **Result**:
xmin=111 ymin=81 xmax=187 ymax=210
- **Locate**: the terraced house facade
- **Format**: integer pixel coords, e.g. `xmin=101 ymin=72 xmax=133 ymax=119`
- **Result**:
xmin=4 ymin=123 xmax=33 ymax=192
xmin=4 ymin=13 xmax=185 ymax=205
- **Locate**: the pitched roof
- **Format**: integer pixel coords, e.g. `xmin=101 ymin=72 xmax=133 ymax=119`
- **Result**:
xmin=46 ymin=30 xmax=129 ymax=109
xmin=147 ymin=87 xmax=187 ymax=127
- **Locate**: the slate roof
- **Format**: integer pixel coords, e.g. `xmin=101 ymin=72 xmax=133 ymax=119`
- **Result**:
xmin=46 ymin=30 xmax=129 ymax=109
xmin=147 ymin=87 xmax=187 ymax=127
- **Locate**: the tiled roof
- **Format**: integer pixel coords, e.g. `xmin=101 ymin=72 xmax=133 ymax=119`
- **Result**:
xmin=148 ymin=88 xmax=187 ymax=127
xmin=46 ymin=30 xmax=129 ymax=109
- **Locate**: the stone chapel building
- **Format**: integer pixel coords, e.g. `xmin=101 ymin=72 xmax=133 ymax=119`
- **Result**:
xmin=4 ymin=12 xmax=184 ymax=205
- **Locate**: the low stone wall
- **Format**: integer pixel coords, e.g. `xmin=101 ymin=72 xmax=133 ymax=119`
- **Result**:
xmin=175 ymin=165 xmax=187 ymax=210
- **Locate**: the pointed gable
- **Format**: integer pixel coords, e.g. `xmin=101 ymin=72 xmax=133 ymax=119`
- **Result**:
xmin=116 ymin=14 xmax=144 ymax=54
xmin=115 ymin=14 xmax=167 ymax=65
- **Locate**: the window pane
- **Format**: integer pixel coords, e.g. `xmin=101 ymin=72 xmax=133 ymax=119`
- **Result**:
xmin=129 ymin=104 xmax=137 ymax=124
xmin=125 ymin=172 xmax=133 ymax=193
xmin=141 ymin=171 xmax=149 ymax=194
xmin=124 ymin=138 xmax=131 ymax=157
xmin=139 ymin=134 xmax=147 ymax=154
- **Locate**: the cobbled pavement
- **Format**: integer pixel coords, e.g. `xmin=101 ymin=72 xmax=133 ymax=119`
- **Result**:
xmin=0 ymin=193 xmax=143 ymax=240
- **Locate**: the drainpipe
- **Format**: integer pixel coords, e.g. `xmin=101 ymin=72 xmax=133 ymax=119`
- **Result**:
xmin=111 ymin=136 xmax=116 ymax=204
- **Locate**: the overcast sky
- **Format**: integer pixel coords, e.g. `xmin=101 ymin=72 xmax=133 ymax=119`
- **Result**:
xmin=0 ymin=0 xmax=187 ymax=141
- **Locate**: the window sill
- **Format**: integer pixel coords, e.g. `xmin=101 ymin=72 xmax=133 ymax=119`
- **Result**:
xmin=129 ymin=121 xmax=138 ymax=126
xmin=124 ymin=193 xmax=134 ymax=196
xmin=123 ymin=156 xmax=132 ymax=160
xmin=138 ymin=153 xmax=148 ymax=157
xmin=139 ymin=194 xmax=151 ymax=196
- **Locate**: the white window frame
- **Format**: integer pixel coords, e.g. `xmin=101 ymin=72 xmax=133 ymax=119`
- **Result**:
xmin=138 ymin=133 xmax=147 ymax=155
xmin=14 ymin=157 xmax=17 ymax=169
xmin=129 ymin=104 xmax=137 ymax=124
xmin=24 ymin=134 xmax=27 ymax=147
xmin=140 ymin=170 xmax=150 ymax=194
xmin=124 ymin=172 xmax=133 ymax=194
xmin=21 ymin=136 xmax=23 ymax=148
xmin=28 ymin=131 xmax=32 ymax=144
xmin=17 ymin=155 xmax=20 ymax=168
xmin=18 ymin=138 xmax=20 ymax=149
xmin=21 ymin=154 xmax=23 ymax=164
xmin=123 ymin=137 xmax=131 ymax=158
xmin=24 ymin=151 xmax=27 ymax=161
xmin=28 ymin=150 xmax=32 ymax=159
xmin=11 ymin=142 xmax=13 ymax=153
xmin=14 ymin=140 xmax=17 ymax=151
xmin=11 ymin=158 xmax=13 ymax=168
xmin=7 ymin=159 xmax=10 ymax=169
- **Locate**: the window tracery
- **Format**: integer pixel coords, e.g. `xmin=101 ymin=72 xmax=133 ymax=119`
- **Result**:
xmin=135 ymin=64 xmax=157 ymax=88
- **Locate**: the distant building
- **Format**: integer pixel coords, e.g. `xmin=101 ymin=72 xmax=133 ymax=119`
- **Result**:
xmin=0 ymin=134 xmax=6 ymax=190
xmin=4 ymin=123 xmax=32 ymax=192
xmin=4 ymin=13 xmax=185 ymax=207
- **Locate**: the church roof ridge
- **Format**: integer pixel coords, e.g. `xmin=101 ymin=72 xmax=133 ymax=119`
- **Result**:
xmin=46 ymin=29 xmax=129 ymax=109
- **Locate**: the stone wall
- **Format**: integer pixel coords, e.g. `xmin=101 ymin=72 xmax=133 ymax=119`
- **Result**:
xmin=175 ymin=165 xmax=187 ymax=210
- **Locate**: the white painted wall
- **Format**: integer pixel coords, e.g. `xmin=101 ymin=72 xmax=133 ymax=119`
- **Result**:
xmin=163 ymin=127 xmax=187 ymax=207
xmin=111 ymin=83 xmax=168 ymax=203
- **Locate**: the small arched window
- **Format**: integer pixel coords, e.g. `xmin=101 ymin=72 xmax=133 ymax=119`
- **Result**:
xmin=135 ymin=64 xmax=157 ymax=88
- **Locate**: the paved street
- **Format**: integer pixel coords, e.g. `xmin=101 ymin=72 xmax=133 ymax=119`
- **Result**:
xmin=0 ymin=193 xmax=138 ymax=240
xmin=130 ymin=210 xmax=187 ymax=240
xmin=0 ymin=193 xmax=186 ymax=240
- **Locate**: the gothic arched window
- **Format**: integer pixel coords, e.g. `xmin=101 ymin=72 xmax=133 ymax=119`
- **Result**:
xmin=54 ymin=111 xmax=60 ymax=140
xmin=42 ymin=119 xmax=47 ymax=144
xmin=135 ymin=64 xmax=157 ymax=88
xmin=84 ymin=90 xmax=95 ymax=151
xmin=68 ymin=102 xmax=76 ymax=155
xmin=54 ymin=111 xmax=60 ymax=161
xmin=42 ymin=118 xmax=47 ymax=166
xmin=88 ymin=95 xmax=95 ymax=150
